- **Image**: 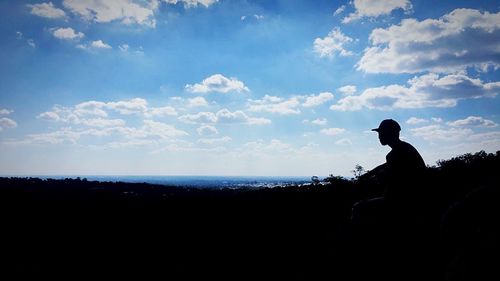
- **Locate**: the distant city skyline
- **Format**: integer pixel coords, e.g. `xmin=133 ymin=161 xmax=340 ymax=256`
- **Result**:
xmin=0 ymin=0 xmax=499 ymax=176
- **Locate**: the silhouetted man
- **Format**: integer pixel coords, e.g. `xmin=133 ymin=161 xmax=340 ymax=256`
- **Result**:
xmin=368 ymin=119 xmax=426 ymax=199
xmin=351 ymin=118 xmax=429 ymax=226
xmin=349 ymin=119 xmax=428 ymax=280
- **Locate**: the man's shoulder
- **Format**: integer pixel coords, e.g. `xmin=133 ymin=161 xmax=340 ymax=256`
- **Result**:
xmin=399 ymin=140 xmax=419 ymax=152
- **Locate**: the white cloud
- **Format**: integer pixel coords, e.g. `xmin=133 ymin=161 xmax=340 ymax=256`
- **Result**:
xmin=187 ymin=97 xmax=209 ymax=107
xmin=313 ymin=27 xmax=353 ymax=58
xmin=333 ymin=5 xmax=345 ymax=16
xmin=0 ymin=109 xmax=13 ymax=115
xmin=91 ymin=40 xmax=112 ymax=49
xmin=343 ymin=0 xmax=412 ymax=23
xmin=27 ymin=39 xmax=36 ymax=48
xmin=410 ymin=125 xmax=473 ymax=141
xmin=447 ymin=116 xmax=498 ymax=128
xmin=145 ymin=106 xmax=178 ymax=117
xmin=16 ymin=32 xmax=36 ymax=48
xmin=246 ymin=117 xmax=272 ymax=125
xmin=164 ymin=0 xmax=218 ymax=8
xmin=51 ymin=27 xmax=85 ymax=40
xmin=77 ymin=40 xmax=115 ymax=51
xmin=0 ymin=117 xmax=17 ymax=129
xmin=330 ymin=73 xmax=499 ymax=111
xmin=179 ymin=109 xmax=271 ymax=125
xmin=406 ymin=117 xmax=428 ymax=125
xmin=338 ymin=85 xmax=357 ymax=96
xmin=216 ymin=109 xmax=271 ymax=125
xmin=302 ymin=92 xmax=334 ymax=107
xmin=142 ymin=120 xmax=188 ymax=139
xmin=215 ymin=109 xmax=248 ymax=123
xmin=178 ymin=112 xmax=217 ymax=124
xmin=198 ymin=136 xmax=232 ymax=145
xmin=27 ymin=2 xmax=67 ymax=19
xmin=311 ymin=118 xmax=328 ymax=125
xmin=185 ymin=74 xmax=249 ymax=94
xmin=358 ymin=9 xmax=500 ymax=73
xmin=254 ymin=14 xmax=264 ymax=20
xmin=38 ymin=111 xmax=61 ymax=122
xmin=107 ymin=98 xmax=148 ymax=114
xmin=320 ymin=127 xmax=345 ymax=136
xmin=63 ymin=0 xmax=156 ymax=27
xmin=197 ymin=125 xmax=218 ymax=136
xmin=247 ymin=95 xmax=301 ymax=115
xmin=335 ymin=138 xmax=352 ymax=145
xmin=467 ymin=131 xmax=500 ymax=144
xmin=75 ymin=101 xmax=108 ymax=117
xmin=81 ymin=118 xmax=126 ymax=128
xmin=119 ymin=44 xmax=129 ymax=52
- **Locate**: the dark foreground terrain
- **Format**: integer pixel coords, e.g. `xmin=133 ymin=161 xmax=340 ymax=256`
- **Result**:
xmin=0 ymin=151 xmax=499 ymax=280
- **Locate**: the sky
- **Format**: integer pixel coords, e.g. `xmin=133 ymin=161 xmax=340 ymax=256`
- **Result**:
xmin=0 ymin=0 xmax=499 ymax=177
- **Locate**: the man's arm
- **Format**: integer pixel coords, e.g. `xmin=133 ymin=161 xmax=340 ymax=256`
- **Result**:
xmin=359 ymin=163 xmax=386 ymax=181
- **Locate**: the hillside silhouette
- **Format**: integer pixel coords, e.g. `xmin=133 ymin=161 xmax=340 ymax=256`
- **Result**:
xmin=0 ymin=150 xmax=498 ymax=280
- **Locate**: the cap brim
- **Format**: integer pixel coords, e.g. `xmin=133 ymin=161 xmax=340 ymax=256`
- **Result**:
xmin=371 ymin=128 xmax=379 ymax=132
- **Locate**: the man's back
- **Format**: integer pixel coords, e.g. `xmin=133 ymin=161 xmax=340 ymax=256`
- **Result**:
xmin=385 ymin=140 xmax=426 ymax=199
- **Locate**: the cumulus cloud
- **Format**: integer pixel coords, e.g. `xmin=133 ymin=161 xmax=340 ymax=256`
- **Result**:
xmin=51 ymin=27 xmax=85 ymax=40
xmin=406 ymin=117 xmax=428 ymax=125
xmin=178 ymin=112 xmax=217 ymax=124
xmin=247 ymin=95 xmax=301 ymax=115
xmin=357 ymin=8 xmax=500 ymax=73
xmin=27 ymin=2 xmax=67 ymax=19
xmin=338 ymin=85 xmax=357 ymax=96
xmin=216 ymin=109 xmax=271 ymax=125
xmin=187 ymin=97 xmax=209 ymax=107
xmin=107 ymin=98 xmax=148 ymax=114
xmin=142 ymin=120 xmax=188 ymax=138
xmin=185 ymin=74 xmax=249 ymax=94
xmin=164 ymin=0 xmax=218 ymax=8
xmin=447 ymin=116 xmax=498 ymax=127
xmin=335 ymin=138 xmax=352 ymax=145
xmin=37 ymin=111 xmax=61 ymax=122
xmin=179 ymin=109 xmax=271 ymax=125
xmin=74 ymin=101 xmax=108 ymax=117
xmin=330 ymin=73 xmax=499 ymax=111
xmin=302 ymin=92 xmax=334 ymax=107
xmin=311 ymin=118 xmax=328 ymax=125
xmin=410 ymin=125 xmax=473 ymax=141
xmin=77 ymin=40 xmax=113 ymax=50
xmin=0 ymin=109 xmax=13 ymax=115
xmin=63 ymin=0 xmax=157 ymax=27
xmin=343 ymin=0 xmax=412 ymax=23
xmin=198 ymin=136 xmax=232 ymax=145
xmin=91 ymin=40 xmax=112 ymax=49
xmin=145 ymin=106 xmax=178 ymax=117
xmin=81 ymin=118 xmax=126 ymax=128
xmin=41 ymin=98 xmax=177 ymax=126
xmin=0 ymin=117 xmax=18 ymax=129
xmin=333 ymin=5 xmax=345 ymax=16
xmin=313 ymin=27 xmax=353 ymax=58
xmin=197 ymin=125 xmax=218 ymax=136
xmin=320 ymin=127 xmax=345 ymax=136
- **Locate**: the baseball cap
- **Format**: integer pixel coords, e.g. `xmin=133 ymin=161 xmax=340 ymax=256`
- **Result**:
xmin=372 ymin=119 xmax=401 ymax=133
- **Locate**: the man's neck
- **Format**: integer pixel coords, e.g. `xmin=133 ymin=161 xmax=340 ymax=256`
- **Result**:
xmin=387 ymin=138 xmax=402 ymax=149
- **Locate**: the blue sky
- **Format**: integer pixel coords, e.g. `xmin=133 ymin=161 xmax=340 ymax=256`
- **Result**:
xmin=0 ymin=0 xmax=499 ymax=176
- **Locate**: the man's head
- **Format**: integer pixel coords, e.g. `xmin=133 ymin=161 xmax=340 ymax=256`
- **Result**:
xmin=372 ymin=119 xmax=401 ymax=146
